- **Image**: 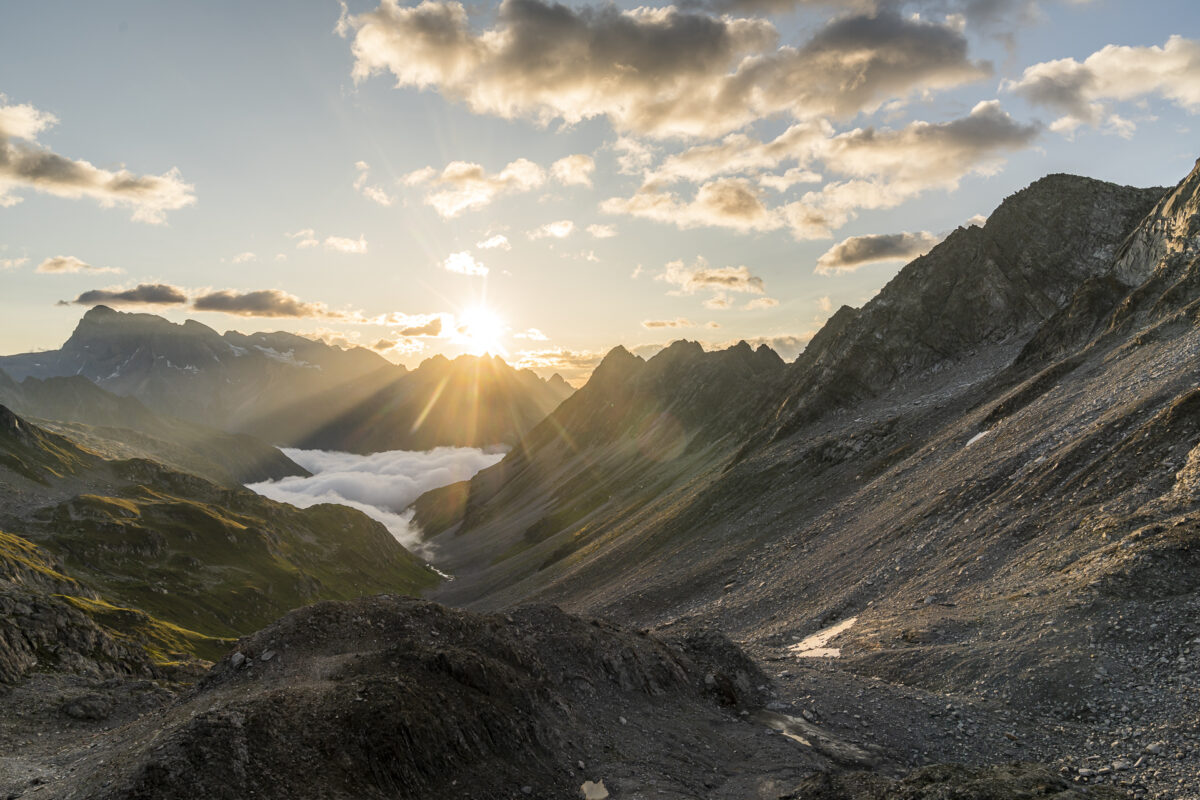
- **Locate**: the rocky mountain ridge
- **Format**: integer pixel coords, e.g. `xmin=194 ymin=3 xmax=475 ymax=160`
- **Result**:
xmin=0 ymin=368 xmax=306 ymax=486
xmin=0 ymin=308 xmax=574 ymax=452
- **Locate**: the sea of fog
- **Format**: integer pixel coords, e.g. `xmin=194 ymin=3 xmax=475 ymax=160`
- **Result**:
xmin=247 ymin=447 xmax=506 ymax=556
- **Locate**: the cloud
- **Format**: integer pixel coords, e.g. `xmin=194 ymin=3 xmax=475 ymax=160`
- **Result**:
xmin=35 ymin=255 xmax=122 ymax=275
xmin=354 ymin=161 xmax=396 ymax=205
xmin=646 ymin=121 xmax=830 ymax=185
xmin=613 ymin=137 xmax=658 ymax=173
xmin=815 ymin=230 xmax=944 ymax=274
xmin=0 ymin=257 xmax=27 ymax=270
xmin=405 ymin=157 xmax=544 ymax=216
xmin=603 ymin=178 xmax=782 ymax=233
xmin=514 ymin=327 xmax=549 ymax=341
xmin=442 ymin=251 xmax=489 ymax=276
xmin=288 ymin=228 xmax=320 ymax=248
xmin=341 ymin=2 xmax=989 ymax=138
xmin=642 ymin=317 xmax=695 ymax=328
xmin=477 ymin=234 xmax=511 ymax=250
xmin=586 ymin=224 xmax=616 ymax=239
xmin=303 ymin=328 xmax=363 ymax=349
xmin=742 ymin=297 xmax=779 ymax=310
xmin=0 ymin=100 xmax=196 ymax=223
xmin=657 ymin=257 xmax=767 ymax=302
xmin=396 ymin=316 xmax=443 ymax=336
xmin=65 ymin=283 xmax=188 ymax=307
xmin=248 ymin=446 xmax=506 ymax=554
xmin=1005 ymin=35 xmax=1200 ymax=136
xmin=231 ymin=251 xmax=257 ymax=264
xmin=324 ymin=235 xmax=369 ymax=254
xmin=966 ymin=213 xmax=988 ymax=227
xmin=550 ymin=154 xmax=595 ymax=187
xmin=192 ymin=289 xmax=342 ymax=318
xmin=603 ymin=102 xmax=1035 ymax=239
xmin=817 ymin=295 xmax=833 ymax=313
xmin=820 ymin=100 xmax=1040 ymax=191
xmin=513 ymin=346 xmax=605 ymax=383
xmin=528 ymin=219 xmax=574 ymax=239
xmin=287 ymin=229 xmax=368 ymax=253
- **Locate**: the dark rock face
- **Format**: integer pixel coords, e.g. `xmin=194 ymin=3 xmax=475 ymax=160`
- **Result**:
xmin=78 ymin=596 xmax=807 ymax=800
xmin=771 ymin=174 xmax=1164 ymax=434
xmin=0 ymin=529 xmax=160 ymax=685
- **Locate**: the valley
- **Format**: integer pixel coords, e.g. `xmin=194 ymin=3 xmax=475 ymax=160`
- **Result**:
xmin=4 ymin=158 xmax=1200 ymax=799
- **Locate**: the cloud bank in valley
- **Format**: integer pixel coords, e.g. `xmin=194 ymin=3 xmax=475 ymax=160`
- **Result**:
xmin=247 ymin=446 xmax=506 ymax=555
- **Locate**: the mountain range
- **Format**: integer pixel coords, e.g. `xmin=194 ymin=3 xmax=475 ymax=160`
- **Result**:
xmin=0 ymin=309 xmax=573 ymax=453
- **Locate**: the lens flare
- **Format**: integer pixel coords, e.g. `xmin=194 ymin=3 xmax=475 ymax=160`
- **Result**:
xmin=457 ymin=306 xmax=506 ymax=355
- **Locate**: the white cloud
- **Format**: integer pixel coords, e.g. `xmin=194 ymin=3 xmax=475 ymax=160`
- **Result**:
xmin=35 ymin=255 xmax=122 ymax=275
xmin=477 ymin=234 xmax=511 ymax=250
xmin=1 ymin=257 xmax=28 ymax=270
xmin=642 ymin=317 xmax=695 ymax=329
xmin=528 ymin=219 xmax=575 ymax=239
xmin=354 ymin=160 xmax=396 ymax=205
xmin=742 ymin=297 xmax=779 ymax=310
xmin=405 ymin=157 xmax=545 ymax=217
xmin=514 ymin=327 xmax=549 ymax=340
xmin=603 ymin=178 xmax=783 ymax=234
xmin=248 ymin=446 xmax=506 ymax=555
xmin=231 ymin=251 xmax=257 ymax=264
xmin=442 ymin=250 xmax=489 ymax=276
xmin=1005 ymin=35 xmax=1200 ymax=136
xmin=550 ymin=154 xmax=595 ymax=187
xmin=0 ymin=99 xmax=195 ymax=223
xmin=586 ymin=224 xmax=617 ymax=239
xmin=324 ymin=235 xmax=369 ymax=254
xmin=288 ymin=228 xmax=320 ymax=248
xmin=817 ymin=295 xmax=833 ymax=313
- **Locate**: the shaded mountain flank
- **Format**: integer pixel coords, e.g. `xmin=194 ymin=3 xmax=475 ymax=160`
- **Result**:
xmin=0 ymin=310 xmax=573 ymax=452
xmin=397 ymin=161 xmax=1200 ymax=794
xmin=0 ymin=368 xmax=305 ymax=486
xmin=0 ymin=406 xmax=438 ymax=683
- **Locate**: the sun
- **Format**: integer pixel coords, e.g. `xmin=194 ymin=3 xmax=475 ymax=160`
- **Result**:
xmin=457 ymin=306 xmax=507 ymax=356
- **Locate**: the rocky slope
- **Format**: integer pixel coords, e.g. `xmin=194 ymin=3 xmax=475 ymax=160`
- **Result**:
xmin=0 ymin=369 xmax=305 ymax=486
xmin=0 ymin=308 xmax=574 ymax=452
xmin=406 ymin=160 xmax=1200 ymax=797
xmin=414 ymin=340 xmax=786 ymax=597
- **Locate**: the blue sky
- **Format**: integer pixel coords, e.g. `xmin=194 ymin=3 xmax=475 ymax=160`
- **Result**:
xmin=1 ymin=0 xmax=1197 ymax=381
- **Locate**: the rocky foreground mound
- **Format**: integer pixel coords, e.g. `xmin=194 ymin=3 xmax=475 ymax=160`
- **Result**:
xmin=0 ymin=595 xmax=1114 ymax=800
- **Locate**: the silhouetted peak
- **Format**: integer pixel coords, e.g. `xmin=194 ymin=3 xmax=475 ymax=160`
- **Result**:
xmin=753 ymin=343 xmax=786 ymax=368
xmin=82 ymin=304 xmax=118 ymax=319
xmin=588 ymin=345 xmax=644 ymax=386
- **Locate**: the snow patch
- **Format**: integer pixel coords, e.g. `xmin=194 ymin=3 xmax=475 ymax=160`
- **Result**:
xmin=964 ymin=430 xmax=991 ymax=447
xmin=789 ymin=617 xmax=858 ymax=658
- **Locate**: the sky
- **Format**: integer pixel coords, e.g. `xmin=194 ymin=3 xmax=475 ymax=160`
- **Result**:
xmin=1 ymin=0 xmax=1197 ymax=383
